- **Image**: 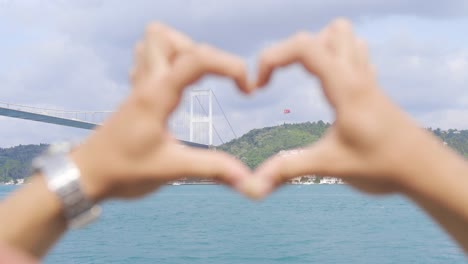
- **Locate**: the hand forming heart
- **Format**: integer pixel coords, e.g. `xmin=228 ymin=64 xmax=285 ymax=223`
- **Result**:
xmin=5 ymin=18 xmax=468 ymax=260
xmin=71 ymin=19 xmax=427 ymax=202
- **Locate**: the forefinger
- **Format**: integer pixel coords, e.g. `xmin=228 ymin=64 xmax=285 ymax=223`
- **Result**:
xmin=168 ymin=44 xmax=250 ymax=95
xmin=145 ymin=23 xmax=194 ymax=61
xmin=256 ymin=32 xmax=328 ymax=88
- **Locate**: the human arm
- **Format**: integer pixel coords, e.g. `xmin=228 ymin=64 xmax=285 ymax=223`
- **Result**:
xmin=0 ymin=175 xmax=65 ymax=259
xmin=251 ymin=18 xmax=468 ymax=251
xmin=399 ymin=135 xmax=468 ymax=251
xmin=0 ymin=23 xmax=253 ymax=259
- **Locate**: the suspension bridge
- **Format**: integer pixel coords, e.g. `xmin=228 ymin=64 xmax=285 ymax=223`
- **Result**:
xmin=0 ymin=89 xmax=237 ymax=149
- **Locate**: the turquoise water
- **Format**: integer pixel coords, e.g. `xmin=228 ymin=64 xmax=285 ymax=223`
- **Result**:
xmin=1 ymin=185 xmax=465 ymax=263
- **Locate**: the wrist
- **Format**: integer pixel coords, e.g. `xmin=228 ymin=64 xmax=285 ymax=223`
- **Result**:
xmin=70 ymin=146 xmax=109 ymax=203
xmin=31 ymin=142 xmax=102 ymax=229
xmin=394 ymin=129 xmax=468 ymax=196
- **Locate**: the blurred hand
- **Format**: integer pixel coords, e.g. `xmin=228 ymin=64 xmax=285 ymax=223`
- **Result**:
xmin=251 ymin=19 xmax=427 ymax=197
xmin=71 ymin=23 xmax=253 ymax=201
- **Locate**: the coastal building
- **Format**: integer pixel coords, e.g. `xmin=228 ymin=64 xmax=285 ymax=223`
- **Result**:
xmin=3 ymin=178 xmax=24 ymax=185
xmin=277 ymin=149 xmax=346 ymax=185
xmin=319 ymin=177 xmax=344 ymax=184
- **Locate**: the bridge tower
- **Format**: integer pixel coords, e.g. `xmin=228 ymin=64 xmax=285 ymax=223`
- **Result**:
xmin=189 ymin=89 xmax=213 ymax=146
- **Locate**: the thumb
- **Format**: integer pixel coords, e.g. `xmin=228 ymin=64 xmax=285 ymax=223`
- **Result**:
xmin=252 ymin=135 xmax=351 ymax=198
xmin=168 ymin=145 xmax=253 ymax=192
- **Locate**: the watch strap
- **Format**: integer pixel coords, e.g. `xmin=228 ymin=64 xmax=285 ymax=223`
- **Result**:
xmin=33 ymin=144 xmax=101 ymax=229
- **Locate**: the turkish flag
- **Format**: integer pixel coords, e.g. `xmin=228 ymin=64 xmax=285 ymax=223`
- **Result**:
xmin=283 ymin=109 xmax=291 ymax=114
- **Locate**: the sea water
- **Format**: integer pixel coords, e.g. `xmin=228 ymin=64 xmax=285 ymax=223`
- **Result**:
xmin=0 ymin=185 xmax=465 ymax=263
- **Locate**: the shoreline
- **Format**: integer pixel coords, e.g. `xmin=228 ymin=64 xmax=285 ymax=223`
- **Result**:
xmin=167 ymin=182 xmax=347 ymax=186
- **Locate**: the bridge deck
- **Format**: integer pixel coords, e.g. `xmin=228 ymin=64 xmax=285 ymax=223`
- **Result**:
xmin=0 ymin=106 xmax=208 ymax=149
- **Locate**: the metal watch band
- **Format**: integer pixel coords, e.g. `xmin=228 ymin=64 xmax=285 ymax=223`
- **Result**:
xmin=33 ymin=143 xmax=101 ymax=229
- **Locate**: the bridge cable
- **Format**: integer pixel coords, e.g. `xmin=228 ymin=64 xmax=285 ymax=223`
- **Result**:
xmin=211 ymin=90 xmax=238 ymax=139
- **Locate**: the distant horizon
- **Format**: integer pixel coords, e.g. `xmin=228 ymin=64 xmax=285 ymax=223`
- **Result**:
xmin=0 ymin=120 xmax=467 ymax=148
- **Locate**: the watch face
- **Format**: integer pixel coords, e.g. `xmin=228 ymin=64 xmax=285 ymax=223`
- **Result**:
xmin=33 ymin=142 xmax=72 ymax=171
xmin=32 ymin=156 xmax=44 ymax=172
xmin=49 ymin=142 xmax=73 ymax=154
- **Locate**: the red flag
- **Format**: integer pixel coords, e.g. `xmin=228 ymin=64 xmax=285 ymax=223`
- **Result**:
xmin=283 ymin=109 xmax=291 ymax=114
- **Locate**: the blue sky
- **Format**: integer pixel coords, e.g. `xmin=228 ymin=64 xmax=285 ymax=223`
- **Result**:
xmin=0 ymin=1 xmax=467 ymax=147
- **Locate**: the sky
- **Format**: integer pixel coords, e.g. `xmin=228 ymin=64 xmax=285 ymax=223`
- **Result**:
xmin=0 ymin=0 xmax=467 ymax=147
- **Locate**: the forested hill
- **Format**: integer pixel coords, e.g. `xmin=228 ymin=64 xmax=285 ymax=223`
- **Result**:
xmin=0 ymin=122 xmax=467 ymax=181
xmin=218 ymin=121 xmax=330 ymax=168
xmin=218 ymin=121 xmax=468 ymax=169
xmin=0 ymin=144 xmax=48 ymax=182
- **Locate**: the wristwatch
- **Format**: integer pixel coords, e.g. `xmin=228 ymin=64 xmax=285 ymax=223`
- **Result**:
xmin=32 ymin=142 xmax=101 ymax=229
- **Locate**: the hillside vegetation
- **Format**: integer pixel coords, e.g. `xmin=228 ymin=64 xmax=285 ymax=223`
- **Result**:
xmin=218 ymin=121 xmax=330 ymax=168
xmin=218 ymin=122 xmax=468 ymax=169
xmin=0 ymin=122 xmax=467 ymax=181
xmin=0 ymin=144 xmax=48 ymax=182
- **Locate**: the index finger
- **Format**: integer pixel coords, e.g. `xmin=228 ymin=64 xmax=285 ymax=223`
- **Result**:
xmin=144 ymin=23 xmax=194 ymax=61
xmin=132 ymin=23 xmax=195 ymax=90
xmin=256 ymin=32 xmax=328 ymax=88
xmin=168 ymin=44 xmax=250 ymax=94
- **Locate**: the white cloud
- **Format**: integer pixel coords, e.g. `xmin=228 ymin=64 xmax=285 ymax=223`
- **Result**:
xmin=0 ymin=1 xmax=467 ymax=147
